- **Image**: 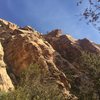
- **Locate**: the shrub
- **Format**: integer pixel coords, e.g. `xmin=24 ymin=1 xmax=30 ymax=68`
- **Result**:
xmin=76 ymin=51 xmax=100 ymax=73
xmin=0 ymin=64 xmax=64 ymax=100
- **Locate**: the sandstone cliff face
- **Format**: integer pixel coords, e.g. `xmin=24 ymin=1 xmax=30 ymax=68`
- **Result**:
xmin=0 ymin=18 xmax=100 ymax=99
xmin=43 ymin=29 xmax=82 ymax=62
xmin=0 ymin=18 xmax=18 ymax=33
xmin=0 ymin=42 xmax=14 ymax=92
xmin=0 ymin=19 xmax=77 ymax=99
xmin=44 ymin=29 xmax=100 ymax=62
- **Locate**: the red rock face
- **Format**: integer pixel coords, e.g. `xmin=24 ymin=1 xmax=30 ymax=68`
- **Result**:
xmin=0 ymin=20 xmax=76 ymax=98
xmin=43 ymin=30 xmax=82 ymax=62
xmin=43 ymin=29 xmax=100 ymax=99
xmin=44 ymin=30 xmax=100 ymax=63
xmin=0 ymin=18 xmax=100 ymax=99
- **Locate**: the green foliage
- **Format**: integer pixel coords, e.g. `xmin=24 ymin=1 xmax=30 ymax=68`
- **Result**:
xmin=75 ymin=51 xmax=100 ymax=99
xmin=76 ymin=51 xmax=100 ymax=73
xmin=0 ymin=64 xmax=64 ymax=100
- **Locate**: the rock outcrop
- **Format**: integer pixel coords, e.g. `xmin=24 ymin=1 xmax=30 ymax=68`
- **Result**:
xmin=0 ymin=18 xmax=18 ymax=33
xmin=0 ymin=42 xmax=14 ymax=92
xmin=44 ymin=29 xmax=100 ymax=62
xmin=43 ymin=30 xmax=82 ymax=62
xmin=78 ymin=38 xmax=100 ymax=53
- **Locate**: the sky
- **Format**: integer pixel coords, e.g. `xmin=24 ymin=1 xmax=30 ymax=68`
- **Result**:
xmin=0 ymin=0 xmax=100 ymax=43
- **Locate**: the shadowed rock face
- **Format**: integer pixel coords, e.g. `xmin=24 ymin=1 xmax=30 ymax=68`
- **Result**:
xmin=44 ymin=30 xmax=100 ymax=62
xmin=78 ymin=38 xmax=100 ymax=53
xmin=43 ymin=29 xmax=100 ymax=99
xmin=0 ymin=42 xmax=14 ymax=92
xmin=43 ymin=30 xmax=82 ymax=62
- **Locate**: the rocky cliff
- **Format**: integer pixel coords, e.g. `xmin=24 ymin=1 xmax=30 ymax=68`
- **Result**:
xmin=0 ymin=19 xmax=100 ymax=100
xmin=0 ymin=42 xmax=14 ymax=92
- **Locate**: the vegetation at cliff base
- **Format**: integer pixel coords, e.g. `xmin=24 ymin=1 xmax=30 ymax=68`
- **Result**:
xmin=0 ymin=64 xmax=64 ymax=100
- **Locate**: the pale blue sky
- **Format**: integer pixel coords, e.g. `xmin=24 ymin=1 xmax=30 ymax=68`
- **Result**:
xmin=0 ymin=0 xmax=100 ymax=43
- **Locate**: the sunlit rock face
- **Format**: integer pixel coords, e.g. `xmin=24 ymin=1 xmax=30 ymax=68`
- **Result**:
xmin=0 ymin=18 xmax=18 ymax=33
xmin=0 ymin=42 xmax=14 ymax=92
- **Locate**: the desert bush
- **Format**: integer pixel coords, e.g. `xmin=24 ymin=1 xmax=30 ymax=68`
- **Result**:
xmin=76 ymin=51 xmax=100 ymax=73
xmin=75 ymin=51 xmax=100 ymax=99
xmin=0 ymin=64 xmax=64 ymax=100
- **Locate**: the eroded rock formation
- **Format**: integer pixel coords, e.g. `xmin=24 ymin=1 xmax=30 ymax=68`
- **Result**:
xmin=0 ymin=18 xmax=100 ymax=99
xmin=0 ymin=19 xmax=77 ymax=99
xmin=0 ymin=42 xmax=14 ymax=92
